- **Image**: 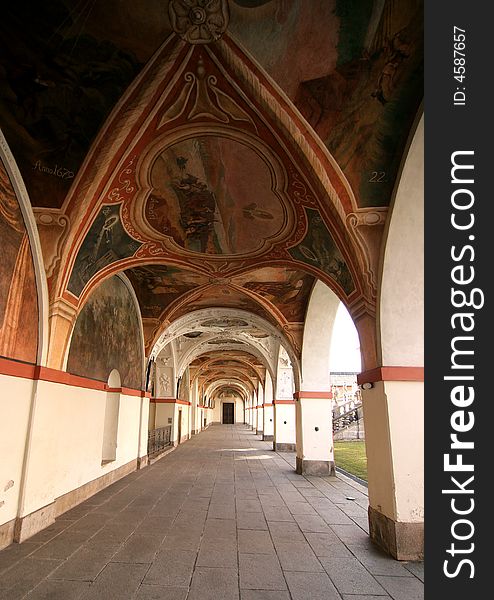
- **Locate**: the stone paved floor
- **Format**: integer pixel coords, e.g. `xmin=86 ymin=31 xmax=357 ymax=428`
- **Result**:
xmin=0 ymin=425 xmax=424 ymax=600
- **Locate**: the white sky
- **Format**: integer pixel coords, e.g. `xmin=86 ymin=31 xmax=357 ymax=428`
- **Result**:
xmin=329 ymin=303 xmax=361 ymax=372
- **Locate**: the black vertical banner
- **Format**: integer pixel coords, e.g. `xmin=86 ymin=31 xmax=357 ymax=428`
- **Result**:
xmin=426 ymin=3 xmax=491 ymax=598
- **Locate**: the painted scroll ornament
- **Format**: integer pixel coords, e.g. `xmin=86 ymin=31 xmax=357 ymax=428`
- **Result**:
xmin=169 ymin=0 xmax=230 ymax=44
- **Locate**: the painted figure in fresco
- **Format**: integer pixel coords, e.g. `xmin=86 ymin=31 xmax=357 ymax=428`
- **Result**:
xmin=68 ymin=205 xmax=141 ymax=296
xmin=242 ymin=203 xmax=274 ymax=220
xmin=172 ymin=157 xmax=217 ymax=253
xmin=159 ymin=373 xmax=171 ymax=395
xmin=371 ymin=32 xmax=412 ymax=105
xmin=0 ymin=162 xmax=38 ymax=362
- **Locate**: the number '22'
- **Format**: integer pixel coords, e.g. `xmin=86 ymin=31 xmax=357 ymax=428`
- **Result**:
xmin=369 ymin=171 xmax=386 ymax=182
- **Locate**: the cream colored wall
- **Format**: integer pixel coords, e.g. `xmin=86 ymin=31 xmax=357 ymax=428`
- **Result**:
xmin=380 ymin=116 xmax=424 ymax=367
xmin=212 ymin=397 xmax=244 ymax=423
xmin=296 ymin=398 xmax=334 ymax=463
xmin=0 ymin=374 xmax=32 ymax=528
xmin=174 ymin=404 xmax=190 ymax=442
xmin=19 ymin=380 xmax=146 ymax=518
xmin=148 ymin=401 xmax=156 ymax=429
xmin=301 ymin=280 xmax=339 ymax=390
xmin=386 ymin=380 xmax=424 ymax=522
xmin=137 ymin=398 xmax=150 ymax=458
xmin=274 ymin=404 xmax=296 ymax=444
xmin=212 ymin=401 xmax=221 ymax=422
xmin=155 ymin=403 xmax=174 ymax=428
xmin=363 ymin=380 xmax=424 ymax=522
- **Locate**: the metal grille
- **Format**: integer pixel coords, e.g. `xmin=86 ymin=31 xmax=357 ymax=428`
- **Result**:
xmin=332 ymin=405 xmax=363 ymax=435
xmin=147 ymin=426 xmax=172 ymax=457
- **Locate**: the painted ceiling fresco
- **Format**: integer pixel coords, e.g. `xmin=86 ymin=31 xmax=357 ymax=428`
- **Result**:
xmin=146 ymin=136 xmax=285 ymax=254
xmin=66 ymin=275 xmax=143 ymax=389
xmin=232 ymin=267 xmax=314 ymax=322
xmin=230 ymin=0 xmax=423 ymax=208
xmin=125 ymin=265 xmax=209 ymax=319
xmin=288 ymin=208 xmax=354 ymax=296
xmin=0 ymin=159 xmax=38 ymax=363
xmin=0 ymin=2 xmax=145 ymax=209
xmin=191 ymin=349 xmax=265 ymax=395
xmin=1 ymin=0 xmax=423 ymax=388
xmin=1 ymin=0 xmax=422 ymax=210
xmin=170 ymin=285 xmax=277 ymax=324
xmin=68 ymin=204 xmax=142 ymax=297
xmin=124 ymin=263 xmax=314 ymax=325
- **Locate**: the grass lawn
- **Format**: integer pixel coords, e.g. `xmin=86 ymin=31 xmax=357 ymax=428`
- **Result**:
xmin=334 ymin=441 xmax=368 ymax=481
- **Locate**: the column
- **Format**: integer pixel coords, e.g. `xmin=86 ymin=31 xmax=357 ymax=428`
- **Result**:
xmin=256 ymin=382 xmax=264 ymax=436
xmin=262 ymin=371 xmax=274 ymax=441
xmin=190 ymin=379 xmax=199 ymax=435
xmin=359 ymin=370 xmax=424 ymax=560
xmin=295 ymin=391 xmax=334 ymax=475
xmin=273 ymin=400 xmax=296 ymax=452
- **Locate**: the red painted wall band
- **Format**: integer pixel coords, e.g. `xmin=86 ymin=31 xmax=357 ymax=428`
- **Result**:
xmin=293 ymin=391 xmax=333 ymax=400
xmin=0 ymin=356 xmax=36 ymax=379
xmin=273 ymin=399 xmax=296 ymax=405
xmin=0 ymin=356 xmax=148 ymax=397
xmin=357 ymin=366 xmax=424 ymax=385
xmin=263 ymin=403 xmax=274 ymax=407
xmin=151 ymin=398 xmax=191 ymax=406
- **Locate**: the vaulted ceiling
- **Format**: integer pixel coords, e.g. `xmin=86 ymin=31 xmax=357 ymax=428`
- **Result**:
xmin=0 ymin=0 xmax=423 ymax=396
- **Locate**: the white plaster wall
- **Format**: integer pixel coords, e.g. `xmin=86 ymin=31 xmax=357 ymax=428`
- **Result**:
xmin=138 ymin=399 xmax=150 ymax=457
xmin=20 ymin=380 xmax=144 ymax=517
xmin=362 ymin=380 xmax=424 ymax=522
xmin=0 ymin=374 xmax=33 ymax=526
xmin=296 ymin=399 xmax=334 ymax=463
xmin=212 ymin=398 xmax=244 ymax=423
xmin=386 ymin=380 xmax=424 ymax=522
xmin=274 ymin=404 xmax=296 ymax=444
xmin=362 ymin=382 xmax=394 ymax=518
xmin=380 ymin=116 xmax=424 ymax=367
xmin=236 ymin=399 xmax=245 ymax=424
xmin=154 ymin=403 xmax=174 ymax=428
xmin=175 ymin=404 xmax=190 ymax=442
xmin=301 ymin=280 xmax=339 ymax=391
xmin=148 ymin=401 xmax=156 ymax=429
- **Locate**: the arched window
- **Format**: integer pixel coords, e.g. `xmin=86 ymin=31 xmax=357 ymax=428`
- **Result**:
xmin=102 ymin=369 xmax=121 ymax=464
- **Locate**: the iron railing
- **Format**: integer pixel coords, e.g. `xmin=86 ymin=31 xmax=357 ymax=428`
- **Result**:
xmin=147 ymin=426 xmax=172 ymax=457
xmin=332 ymin=405 xmax=363 ymax=435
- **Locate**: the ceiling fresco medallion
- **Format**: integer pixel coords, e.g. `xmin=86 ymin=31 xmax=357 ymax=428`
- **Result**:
xmin=169 ymin=0 xmax=230 ymax=44
xmin=144 ymin=135 xmax=288 ymax=256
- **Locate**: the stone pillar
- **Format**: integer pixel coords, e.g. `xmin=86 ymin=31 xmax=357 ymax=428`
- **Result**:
xmin=359 ymin=370 xmax=424 ymax=560
xmin=246 ymin=396 xmax=252 ymax=427
xmin=262 ymin=371 xmax=274 ymax=441
xmin=273 ymin=400 xmax=296 ymax=452
xmin=295 ymin=391 xmax=335 ymax=476
xmin=190 ymin=379 xmax=199 ymax=435
xmin=256 ymin=382 xmax=264 ymax=435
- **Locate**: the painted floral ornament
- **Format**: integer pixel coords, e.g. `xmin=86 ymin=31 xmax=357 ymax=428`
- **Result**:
xmin=169 ymin=0 xmax=230 ymax=44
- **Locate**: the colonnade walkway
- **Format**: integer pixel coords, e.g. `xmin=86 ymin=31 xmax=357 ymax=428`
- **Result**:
xmin=0 ymin=425 xmax=424 ymax=600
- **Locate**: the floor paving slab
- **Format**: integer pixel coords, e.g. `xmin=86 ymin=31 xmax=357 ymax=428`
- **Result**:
xmin=319 ymin=556 xmax=388 ymax=595
xmin=24 ymin=579 xmax=91 ymax=600
xmin=239 ymin=553 xmax=287 ymax=591
xmin=284 ymin=570 xmax=342 ymax=600
xmin=0 ymin=425 xmax=423 ymax=600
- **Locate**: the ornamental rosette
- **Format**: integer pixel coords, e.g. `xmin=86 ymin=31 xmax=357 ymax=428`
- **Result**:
xmin=169 ymin=0 xmax=230 ymax=44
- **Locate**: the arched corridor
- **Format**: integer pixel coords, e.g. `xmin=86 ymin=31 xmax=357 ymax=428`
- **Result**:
xmin=0 ymin=425 xmax=423 ymax=599
xmin=0 ymin=1 xmax=424 ymax=594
